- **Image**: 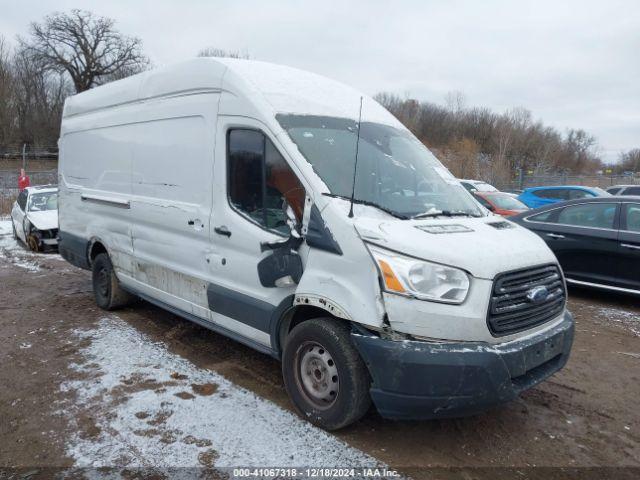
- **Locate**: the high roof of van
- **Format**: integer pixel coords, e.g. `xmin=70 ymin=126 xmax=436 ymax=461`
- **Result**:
xmin=62 ymin=58 xmax=401 ymax=128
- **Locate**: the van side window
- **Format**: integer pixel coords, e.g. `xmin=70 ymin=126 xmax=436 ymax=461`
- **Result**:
xmin=228 ymin=129 xmax=305 ymax=234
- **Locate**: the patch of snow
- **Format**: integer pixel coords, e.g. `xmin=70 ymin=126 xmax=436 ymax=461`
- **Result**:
xmin=0 ymin=219 xmax=62 ymax=271
xmin=10 ymin=259 xmax=41 ymax=272
xmin=60 ymin=316 xmax=382 ymax=468
xmin=587 ymin=305 xmax=640 ymax=336
xmin=0 ymin=219 xmax=12 ymax=235
xmin=220 ymin=58 xmax=404 ymax=128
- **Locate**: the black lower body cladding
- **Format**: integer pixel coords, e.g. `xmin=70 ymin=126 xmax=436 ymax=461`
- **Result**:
xmin=58 ymin=230 xmax=91 ymax=270
xmin=352 ymin=311 xmax=574 ymax=420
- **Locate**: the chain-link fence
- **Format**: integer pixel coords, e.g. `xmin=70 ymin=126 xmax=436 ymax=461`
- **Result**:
xmin=0 ymin=144 xmax=58 ymax=161
xmin=0 ymin=169 xmax=58 ymax=216
xmin=495 ymin=174 xmax=640 ymax=193
xmin=0 ymin=144 xmax=59 ymax=215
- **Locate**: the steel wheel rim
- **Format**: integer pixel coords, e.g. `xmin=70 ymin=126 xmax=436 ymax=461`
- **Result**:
xmin=97 ymin=267 xmax=110 ymax=298
xmin=295 ymin=341 xmax=339 ymax=409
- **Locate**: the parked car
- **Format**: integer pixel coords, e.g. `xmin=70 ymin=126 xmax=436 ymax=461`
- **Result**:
xmin=459 ymin=179 xmax=499 ymax=193
xmin=511 ymin=196 xmax=640 ymax=294
xmin=500 ymin=189 xmax=523 ymax=199
xmin=473 ymin=191 xmax=529 ymax=216
xmin=58 ymin=58 xmax=573 ymax=430
xmin=11 ymin=185 xmax=59 ymax=251
xmin=518 ymin=185 xmax=609 ymax=208
xmin=606 ymin=184 xmax=640 ymax=196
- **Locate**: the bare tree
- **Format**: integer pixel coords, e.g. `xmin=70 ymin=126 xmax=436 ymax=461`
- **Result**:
xmin=444 ymin=137 xmax=480 ymax=178
xmin=0 ymin=36 xmax=70 ymax=149
xmin=19 ymin=9 xmax=149 ymax=93
xmin=0 ymin=36 xmax=15 ymax=146
xmin=377 ymin=92 xmax=604 ymax=179
xmin=444 ymin=90 xmax=466 ymax=113
xmin=197 ymin=47 xmax=250 ymax=59
xmin=618 ymin=148 xmax=640 ymax=172
xmin=12 ymin=46 xmax=70 ymax=144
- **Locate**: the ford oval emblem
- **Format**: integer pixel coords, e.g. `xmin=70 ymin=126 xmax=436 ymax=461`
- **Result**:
xmin=526 ymin=285 xmax=549 ymax=304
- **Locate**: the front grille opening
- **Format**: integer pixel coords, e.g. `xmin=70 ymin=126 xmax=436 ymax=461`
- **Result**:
xmin=488 ymin=264 xmax=566 ymax=337
xmin=511 ymin=353 xmax=563 ymax=391
xmin=42 ymin=228 xmax=58 ymax=239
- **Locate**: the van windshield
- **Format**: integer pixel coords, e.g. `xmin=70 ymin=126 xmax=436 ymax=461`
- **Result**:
xmin=276 ymin=114 xmax=482 ymax=219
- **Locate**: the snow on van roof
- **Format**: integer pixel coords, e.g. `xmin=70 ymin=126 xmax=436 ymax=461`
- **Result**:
xmin=62 ymin=58 xmax=402 ymax=128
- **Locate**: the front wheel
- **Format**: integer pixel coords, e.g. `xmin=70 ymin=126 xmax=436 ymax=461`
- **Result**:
xmin=282 ymin=318 xmax=371 ymax=430
xmin=92 ymin=253 xmax=134 ymax=310
xmin=26 ymin=232 xmax=41 ymax=252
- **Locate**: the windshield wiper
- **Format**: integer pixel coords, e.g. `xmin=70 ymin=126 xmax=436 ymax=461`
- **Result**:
xmin=412 ymin=210 xmax=481 ymax=220
xmin=322 ymin=193 xmax=410 ymax=220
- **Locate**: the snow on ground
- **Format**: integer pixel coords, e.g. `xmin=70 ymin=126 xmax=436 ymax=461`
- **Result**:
xmin=578 ymin=301 xmax=640 ymax=336
xmin=59 ymin=316 xmax=382 ymax=469
xmin=595 ymin=306 xmax=640 ymax=336
xmin=0 ymin=219 xmax=63 ymax=271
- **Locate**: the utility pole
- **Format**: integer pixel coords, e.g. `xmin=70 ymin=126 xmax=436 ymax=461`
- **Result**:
xmin=517 ymin=167 xmax=524 ymax=190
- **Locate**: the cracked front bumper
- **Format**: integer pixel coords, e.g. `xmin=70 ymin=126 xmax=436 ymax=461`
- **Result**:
xmin=351 ymin=311 xmax=574 ymax=420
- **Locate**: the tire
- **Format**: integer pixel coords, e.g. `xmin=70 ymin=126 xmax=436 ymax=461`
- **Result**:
xmin=11 ymin=220 xmax=17 ymax=239
xmin=92 ymin=253 xmax=134 ymax=310
xmin=282 ymin=318 xmax=371 ymax=430
xmin=26 ymin=233 xmax=41 ymax=252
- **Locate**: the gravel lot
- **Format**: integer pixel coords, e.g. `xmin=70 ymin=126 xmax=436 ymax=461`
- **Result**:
xmin=1 ymin=220 xmax=639 ymax=478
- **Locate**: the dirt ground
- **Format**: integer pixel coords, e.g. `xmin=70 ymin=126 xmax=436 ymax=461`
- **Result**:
xmin=1 ymin=228 xmax=639 ymax=479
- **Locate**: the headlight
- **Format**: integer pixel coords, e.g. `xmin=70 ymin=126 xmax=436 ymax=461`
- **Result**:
xmin=367 ymin=244 xmax=470 ymax=304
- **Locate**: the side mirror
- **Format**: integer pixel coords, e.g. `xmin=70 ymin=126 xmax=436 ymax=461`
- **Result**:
xmin=257 ymin=200 xmax=304 ymax=288
xmin=257 ymin=248 xmax=303 ymax=287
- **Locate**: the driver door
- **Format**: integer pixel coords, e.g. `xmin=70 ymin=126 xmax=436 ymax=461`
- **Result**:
xmin=208 ymin=118 xmax=307 ymax=346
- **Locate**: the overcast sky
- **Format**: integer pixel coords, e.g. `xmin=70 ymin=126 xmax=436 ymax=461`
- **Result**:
xmin=2 ymin=0 xmax=639 ymax=162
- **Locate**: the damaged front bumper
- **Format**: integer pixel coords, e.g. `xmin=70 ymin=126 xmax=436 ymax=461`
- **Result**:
xmin=351 ymin=311 xmax=574 ymax=420
xmin=31 ymin=228 xmax=59 ymax=249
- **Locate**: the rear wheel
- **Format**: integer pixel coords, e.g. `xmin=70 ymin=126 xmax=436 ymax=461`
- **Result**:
xmin=92 ymin=253 xmax=134 ymax=310
xmin=282 ymin=318 xmax=371 ymax=430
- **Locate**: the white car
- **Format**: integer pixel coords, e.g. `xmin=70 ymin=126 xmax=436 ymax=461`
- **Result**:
xmin=459 ymin=179 xmax=499 ymax=193
xmin=11 ymin=185 xmax=59 ymax=251
xmin=460 ymin=179 xmax=520 ymax=198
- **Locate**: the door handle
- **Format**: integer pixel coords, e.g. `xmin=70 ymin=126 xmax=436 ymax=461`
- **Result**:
xmin=546 ymin=233 xmax=565 ymax=239
xmin=214 ymin=226 xmax=232 ymax=237
xmin=621 ymin=243 xmax=640 ymax=250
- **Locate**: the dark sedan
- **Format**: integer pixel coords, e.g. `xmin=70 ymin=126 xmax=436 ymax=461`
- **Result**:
xmin=510 ymin=196 xmax=640 ymax=295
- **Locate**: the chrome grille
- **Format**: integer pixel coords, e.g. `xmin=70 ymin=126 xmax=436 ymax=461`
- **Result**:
xmin=488 ymin=264 xmax=565 ymax=336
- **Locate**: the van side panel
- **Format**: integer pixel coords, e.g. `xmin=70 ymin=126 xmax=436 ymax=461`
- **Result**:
xmin=59 ymin=106 xmax=138 ymax=274
xmin=123 ymin=93 xmax=219 ymax=317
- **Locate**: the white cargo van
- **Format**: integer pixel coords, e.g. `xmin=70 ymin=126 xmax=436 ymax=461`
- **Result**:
xmin=58 ymin=58 xmax=574 ymax=430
